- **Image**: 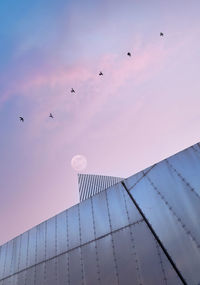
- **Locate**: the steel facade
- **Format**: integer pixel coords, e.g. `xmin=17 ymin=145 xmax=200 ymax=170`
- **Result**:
xmin=78 ymin=173 xmax=124 ymax=201
xmin=1 ymin=143 xmax=200 ymax=284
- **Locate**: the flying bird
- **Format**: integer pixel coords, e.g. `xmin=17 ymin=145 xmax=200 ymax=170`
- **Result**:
xmin=127 ymin=52 xmax=131 ymax=57
xmin=160 ymin=32 xmax=164 ymax=36
xmin=19 ymin=117 xmax=24 ymax=122
xmin=71 ymin=88 xmax=75 ymax=93
xmin=49 ymin=113 xmax=54 ymax=118
xmin=99 ymin=71 xmax=103 ymax=76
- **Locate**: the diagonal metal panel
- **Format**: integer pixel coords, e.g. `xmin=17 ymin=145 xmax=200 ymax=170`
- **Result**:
xmin=123 ymin=143 xmax=200 ymax=284
xmin=2 ymin=142 xmax=200 ymax=284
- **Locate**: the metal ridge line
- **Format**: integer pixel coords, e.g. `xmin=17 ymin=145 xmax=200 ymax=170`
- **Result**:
xmin=121 ymin=181 xmax=188 ymax=285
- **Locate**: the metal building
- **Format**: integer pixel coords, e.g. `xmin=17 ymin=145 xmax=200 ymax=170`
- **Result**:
xmin=0 ymin=142 xmax=200 ymax=284
xmin=78 ymin=173 xmax=124 ymax=201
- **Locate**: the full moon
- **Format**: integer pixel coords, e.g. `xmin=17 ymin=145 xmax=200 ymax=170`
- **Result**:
xmin=71 ymin=155 xmax=87 ymax=172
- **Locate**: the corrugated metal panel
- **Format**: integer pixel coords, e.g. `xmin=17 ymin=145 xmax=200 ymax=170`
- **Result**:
xmin=78 ymin=173 xmax=124 ymax=201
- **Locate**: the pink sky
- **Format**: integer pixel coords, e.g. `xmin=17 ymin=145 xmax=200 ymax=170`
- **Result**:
xmin=0 ymin=0 xmax=200 ymax=245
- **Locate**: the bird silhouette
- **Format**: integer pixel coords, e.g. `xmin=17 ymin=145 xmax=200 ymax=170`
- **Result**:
xmin=99 ymin=71 xmax=103 ymax=76
xmin=160 ymin=32 xmax=164 ymax=36
xmin=49 ymin=113 xmax=54 ymax=118
xmin=19 ymin=117 xmax=24 ymax=122
xmin=127 ymin=52 xmax=131 ymax=57
xmin=71 ymin=88 xmax=75 ymax=93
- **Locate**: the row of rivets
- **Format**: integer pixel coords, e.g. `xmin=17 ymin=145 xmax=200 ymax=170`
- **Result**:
xmin=105 ymin=190 xmax=120 ymax=285
xmin=155 ymin=241 xmax=168 ymax=285
xmin=91 ymin=197 xmax=101 ymax=284
xmin=66 ymin=210 xmax=70 ymax=285
xmin=121 ymin=187 xmax=143 ymax=285
xmin=146 ymin=174 xmax=200 ymax=249
xmin=78 ymin=204 xmax=85 ymax=285
xmin=166 ymin=159 xmax=200 ymax=201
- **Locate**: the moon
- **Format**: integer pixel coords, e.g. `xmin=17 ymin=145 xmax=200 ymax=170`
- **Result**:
xmin=71 ymin=155 xmax=87 ymax=172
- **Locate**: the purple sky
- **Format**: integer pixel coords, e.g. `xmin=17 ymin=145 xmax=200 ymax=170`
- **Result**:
xmin=1 ymin=0 xmax=200 ymax=245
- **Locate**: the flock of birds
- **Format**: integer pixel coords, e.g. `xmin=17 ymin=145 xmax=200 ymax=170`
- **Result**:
xmin=19 ymin=32 xmax=164 ymax=122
